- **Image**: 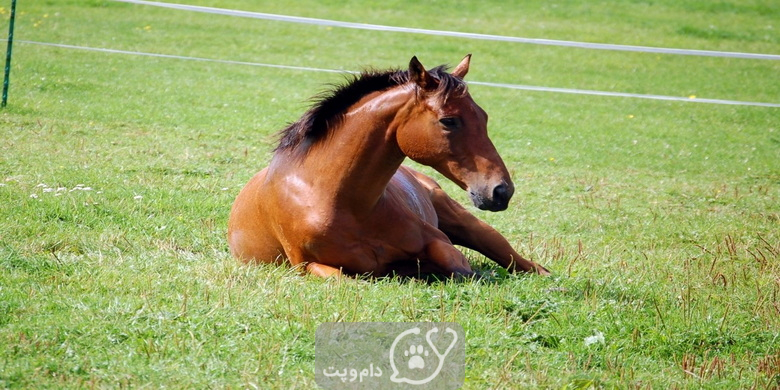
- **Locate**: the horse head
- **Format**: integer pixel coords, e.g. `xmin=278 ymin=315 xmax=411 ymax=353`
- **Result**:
xmin=395 ymin=55 xmax=514 ymax=211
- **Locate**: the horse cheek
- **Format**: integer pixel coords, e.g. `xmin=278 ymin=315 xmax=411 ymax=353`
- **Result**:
xmin=397 ymin=126 xmax=446 ymax=166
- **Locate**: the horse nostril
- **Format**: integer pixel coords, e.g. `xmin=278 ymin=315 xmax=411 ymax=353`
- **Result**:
xmin=472 ymin=183 xmax=514 ymax=211
xmin=493 ymin=183 xmax=511 ymax=203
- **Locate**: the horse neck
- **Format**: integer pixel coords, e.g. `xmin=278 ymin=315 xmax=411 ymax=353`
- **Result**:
xmin=284 ymin=86 xmax=415 ymax=212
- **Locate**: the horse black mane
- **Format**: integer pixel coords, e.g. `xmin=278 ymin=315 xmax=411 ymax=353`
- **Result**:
xmin=274 ymin=65 xmax=466 ymax=154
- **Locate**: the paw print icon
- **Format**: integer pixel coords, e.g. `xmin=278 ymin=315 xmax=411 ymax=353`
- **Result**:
xmin=389 ymin=326 xmax=458 ymax=385
xmin=405 ymin=344 xmax=429 ymax=369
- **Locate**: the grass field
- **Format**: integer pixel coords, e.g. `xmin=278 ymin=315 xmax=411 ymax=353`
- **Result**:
xmin=1 ymin=0 xmax=779 ymax=388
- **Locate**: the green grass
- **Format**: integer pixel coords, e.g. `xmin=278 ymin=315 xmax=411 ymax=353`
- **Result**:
xmin=1 ymin=0 xmax=779 ymax=388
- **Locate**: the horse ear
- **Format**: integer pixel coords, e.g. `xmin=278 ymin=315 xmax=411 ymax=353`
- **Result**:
xmin=451 ymin=54 xmax=471 ymax=79
xmin=409 ymin=56 xmax=433 ymax=89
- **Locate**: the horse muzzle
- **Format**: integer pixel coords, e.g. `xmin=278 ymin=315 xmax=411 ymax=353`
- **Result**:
xmin=469 ymin=181 xmax=514 ymax=212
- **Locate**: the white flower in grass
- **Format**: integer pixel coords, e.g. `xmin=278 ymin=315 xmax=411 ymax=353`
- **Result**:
xmin=70 ymin=184 xmax=93 ymax=192
xmin=584 ymin=330 xmax=605 ymax=347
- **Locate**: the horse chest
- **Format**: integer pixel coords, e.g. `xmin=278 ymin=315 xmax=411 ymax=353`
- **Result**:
xmin=386 ymin=168 xmax=438 ymax=226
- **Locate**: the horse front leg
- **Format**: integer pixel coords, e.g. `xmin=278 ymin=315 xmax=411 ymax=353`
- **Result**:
xmin=419 ymin=232 xmax=475 ymax=277
xmin=431 ymin=188 xmax=551 ymax=276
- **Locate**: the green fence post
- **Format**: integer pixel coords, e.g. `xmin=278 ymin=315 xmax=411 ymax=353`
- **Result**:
xmin=2 ymin=0 xmax=18 ymax=108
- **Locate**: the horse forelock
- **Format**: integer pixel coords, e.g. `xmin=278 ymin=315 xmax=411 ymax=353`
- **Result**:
xmin=426 ymin=65 xmax=469 ymax=100
xmin=274 ymin=65 xmax=467 ymax=155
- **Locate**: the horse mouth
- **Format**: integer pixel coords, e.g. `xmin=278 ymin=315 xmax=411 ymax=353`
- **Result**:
xmin=469 ymin=183 xmax=513 ymax=212
xmin=473 ymin=197 xmax=510 ymax=212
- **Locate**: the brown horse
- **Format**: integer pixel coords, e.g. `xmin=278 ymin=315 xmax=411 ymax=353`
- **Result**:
xmin=228 ymin=55 xmax=550 ymax=277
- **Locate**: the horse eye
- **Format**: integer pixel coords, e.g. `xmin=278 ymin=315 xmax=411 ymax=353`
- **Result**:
xmin=439 ymin=117 xmax=461 ymax=130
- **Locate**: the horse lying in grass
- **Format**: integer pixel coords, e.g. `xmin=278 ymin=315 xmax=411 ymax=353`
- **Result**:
xmin=228 ymin=55 xmax=550 ymax=278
